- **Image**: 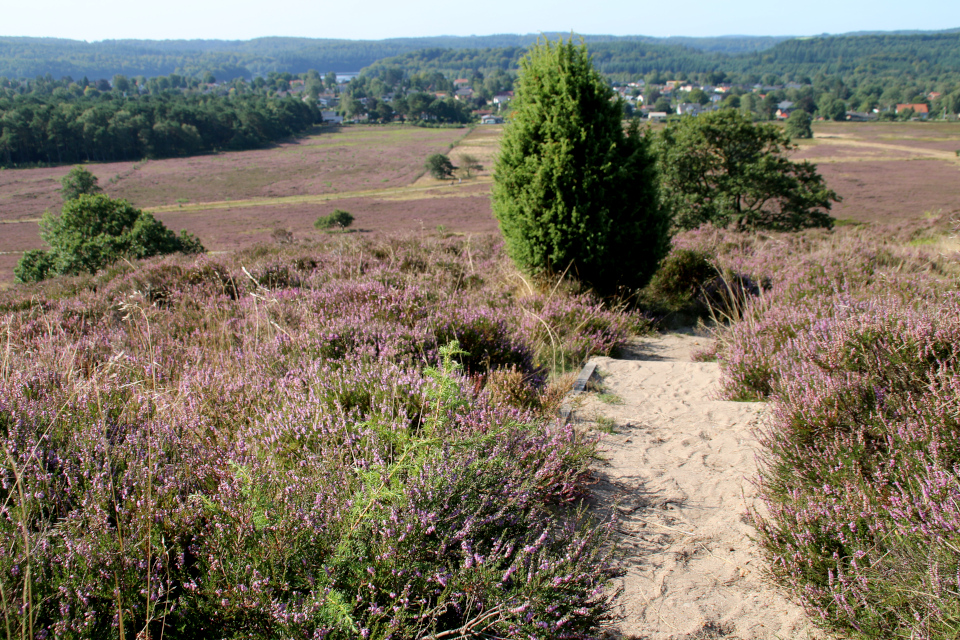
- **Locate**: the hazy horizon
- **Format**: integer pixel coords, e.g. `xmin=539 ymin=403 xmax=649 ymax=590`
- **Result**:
xmin=5 ymin=0 xmax=960 ymax=43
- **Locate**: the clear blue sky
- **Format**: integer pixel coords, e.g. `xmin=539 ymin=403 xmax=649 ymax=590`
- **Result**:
xmin=4 ymin=0 xmax=959 ymax=41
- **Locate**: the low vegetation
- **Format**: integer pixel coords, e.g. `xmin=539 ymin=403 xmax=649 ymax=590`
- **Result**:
xmin=0 ymin=234 xmax=645 ymax=639
xmin=682 ymin=217 xmax=960 ymax=638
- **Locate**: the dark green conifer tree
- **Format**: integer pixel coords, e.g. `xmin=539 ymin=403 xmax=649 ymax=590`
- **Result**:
xmin=491 ymin=38 xmax=670 ymax=296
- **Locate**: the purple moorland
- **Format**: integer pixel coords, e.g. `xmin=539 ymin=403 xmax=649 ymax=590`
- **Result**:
xmin=0 ymin=234 xmax=640 ymax=639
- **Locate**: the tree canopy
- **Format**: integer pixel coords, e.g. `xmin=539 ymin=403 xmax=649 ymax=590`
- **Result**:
xmin=425 ymin=154 xmax=456 ymax=179
xmin=655 ymin=110 xmax=839 ymax=232
xmin=0 ymin=90 xmax=319 ymax=167
xmin=492 ymin=38 xmax=669 ymax=296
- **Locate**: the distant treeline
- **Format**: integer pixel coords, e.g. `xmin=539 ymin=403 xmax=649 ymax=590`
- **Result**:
xmin=0 ymin=34 xmax=800 ymax=81
xmin=365 ymin=33 xmax=960 ymax=86
xmin=0 ymin=86 xmax=319 ymax=166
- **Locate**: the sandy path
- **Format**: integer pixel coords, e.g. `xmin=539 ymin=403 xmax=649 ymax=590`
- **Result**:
xmin=578 ymin=333 xmax=821 ymax=640
xmin=810 ymin=135 xmax=960 ymax=166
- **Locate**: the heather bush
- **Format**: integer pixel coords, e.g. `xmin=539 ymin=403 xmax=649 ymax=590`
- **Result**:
xmin=686 ymin=218 xmax=960 ymax=638
xmin=0 ymin=233 xmax=635 ymax=638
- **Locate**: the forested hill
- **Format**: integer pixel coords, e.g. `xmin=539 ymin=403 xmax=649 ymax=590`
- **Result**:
xmin=1 ymin=30 xmax=958 ymax=83
xmin=738 ymin=32 xmax=960 ymax=77
xmin=0 ymin=33 xmax=808 ymax=80
xmin=365 ymin=31 xmax=960 ymax=84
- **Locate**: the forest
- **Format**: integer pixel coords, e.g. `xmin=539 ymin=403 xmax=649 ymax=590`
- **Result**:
xmin=0 ymin=83 xmax=319 ymax=166
xmin=3 ymin=29 xmax=960 ymax=167
xmin=0 ymin=33 xmax=799 ymax=80
xmin=1 ymin=30 xmax=956 ymax=82
xmin=363 ymin=32 xmax=960 ymax=87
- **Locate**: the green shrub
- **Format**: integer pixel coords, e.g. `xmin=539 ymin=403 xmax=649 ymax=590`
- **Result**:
xmin=645 ymin=249 xmax=717 ymax=303
xmin=14 ymin=194 xmax=205 ymax=282
xmin=314 ymin=209 xmax=355 ymax=231
xmin=491 ymin=38 xmax=670 ymax=296
xmin=58 ymin=165 xmax=102 ymax=202
xmin=13 ymin=249 xmax=56 ymax=283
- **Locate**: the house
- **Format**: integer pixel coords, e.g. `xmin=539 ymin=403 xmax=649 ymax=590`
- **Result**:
xmin=480 ymin=115 xmax=504 ymax=125
xmin=896 ymin=103 xmax=929 ymax=115
xmin=492 ymin=91 xmax=514 ymax=104
xmin=709 ymin=94 xmax=724 ymax=104
xmin=455 ymin=88 xmax=474 ymax=100
xmin=845 ymin=111 xmax=877 ymax=122
xmin=777 ymin=100 xmax=795 ymax=111
xmin=775 ymin=108 xmax=792 ymax=120
xmin=646 ymin=111 xmax=668 ymax=122
xmin=677 ymin=103 xmax=703 ymax=116
xmin=320 ymin=111 xmax=343 ymax=124
xmin=453 ymin=79 xmax=470 ymax=87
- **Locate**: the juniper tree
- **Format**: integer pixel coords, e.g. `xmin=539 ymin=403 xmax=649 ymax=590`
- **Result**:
xmin=491 ymin=38 xmax=669 ymax=296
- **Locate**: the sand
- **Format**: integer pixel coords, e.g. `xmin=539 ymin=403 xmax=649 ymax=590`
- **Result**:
xmin=577 ymin=332 xmax=823 ymax=640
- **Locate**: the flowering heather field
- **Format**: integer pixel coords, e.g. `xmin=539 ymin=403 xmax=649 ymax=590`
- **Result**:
xmin=679 ymin=218 xmax=960 ymax=638
xmin=0 ymin=234 xmax=641 ymax=639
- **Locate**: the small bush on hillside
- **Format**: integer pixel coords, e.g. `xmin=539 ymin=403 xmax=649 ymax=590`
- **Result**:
xmin=645 ymin=249 xmax=717 ymax=303
xmin=58 ymin=165 xmax=102 ymax=201
xmin=15 ymin=194 xmax=204 ymax=282
xmin=314 ymin=209 xmax=355 ymax=231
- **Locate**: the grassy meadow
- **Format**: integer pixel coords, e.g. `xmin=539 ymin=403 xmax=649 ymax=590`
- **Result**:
xmin=2 ymin=118 xmax=960 ymax=638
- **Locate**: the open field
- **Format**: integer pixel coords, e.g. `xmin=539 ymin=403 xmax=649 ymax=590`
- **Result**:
xmin=2 ymin=121 xmax=959 ymax=283
xmin=794 ymin=121 xmax=960 ymax=223
xmin=0 ymin=124 xmax=501 ymax=282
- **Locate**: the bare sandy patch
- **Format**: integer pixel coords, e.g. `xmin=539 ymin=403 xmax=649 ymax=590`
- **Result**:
xmin=577 ymin=333 xmax=821 ymax=640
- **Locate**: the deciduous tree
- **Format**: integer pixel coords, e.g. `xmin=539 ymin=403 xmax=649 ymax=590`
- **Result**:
xmin=425 ymin=153 xmax=456 ymax=180
xmin=656 ymin=110 xmax=838 ymax=231
xmin=785 ymin=109 xmax=813 ymax=139
xmin=59 ymin=165 xmax=102 ymax=202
